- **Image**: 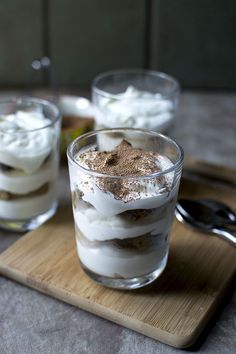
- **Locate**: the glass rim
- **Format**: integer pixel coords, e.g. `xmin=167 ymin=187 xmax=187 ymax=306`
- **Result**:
xmin=67 ymin=128 xmax=184 ymax=179
xmin=0 ymin=96 xmax=61 ymax=134
xmin=92 ymin=69 xmax=180 ymax=100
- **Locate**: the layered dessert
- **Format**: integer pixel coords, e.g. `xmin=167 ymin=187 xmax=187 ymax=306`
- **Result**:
xmin=70 ymin=139 xmax=179 ymax=281
xmin=0 ymin=110 xmax=59 ymax=221
xmin=94 ymin=86 xmax=175 ymax=132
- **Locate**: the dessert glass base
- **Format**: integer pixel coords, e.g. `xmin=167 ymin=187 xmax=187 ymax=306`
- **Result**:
xmin=0 ymin=97 xmax=61 ymax=232
xmin=81 ymin=254 xmax=168 ymax=289
xmin=0 ymin=202 xmax=58 ymax=232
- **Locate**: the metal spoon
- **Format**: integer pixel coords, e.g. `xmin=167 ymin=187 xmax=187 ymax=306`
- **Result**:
xmin=175 ymin=199 xmax=236 ymax=246
xmin=198 ymin=199 xmax=236 ymax=224
xmin=177 ymin=199 xmax=236 ymax=227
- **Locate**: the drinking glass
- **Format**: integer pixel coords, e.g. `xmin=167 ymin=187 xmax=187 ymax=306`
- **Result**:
xmin=67 ymin=128 xmax=184 ymax=289
xmin=92 ymin=70 xmax=180 ymax=133
xmin=0 ymin=97 xmax=61 ymax=231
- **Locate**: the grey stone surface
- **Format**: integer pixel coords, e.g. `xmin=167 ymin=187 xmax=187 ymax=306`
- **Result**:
xmin=172 ymin=91 xmax=236 ymax=167
xmin=0 ymin=91 xmax=236 ymax=353
xmin=0 ymin=0 xmax=43 ymax=87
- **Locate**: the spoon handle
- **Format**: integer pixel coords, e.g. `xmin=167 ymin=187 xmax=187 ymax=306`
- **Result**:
xmin=212 ymin=227 xmax=236 ymax=246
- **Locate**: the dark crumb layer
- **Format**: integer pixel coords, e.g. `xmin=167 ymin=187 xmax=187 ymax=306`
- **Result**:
xmin=0 ymin=163 xmax=14 ymax=172
xmin=109 ymin=233 xmax=163 ymax=251
xmin=0 ymin=183 xmax=50 ymax=201
xmin=72 ymin=191 xmax=156 ymax=221
xmin=76 ymin=226 xmax=165 ymax=252
xmin=119 ymin=208 xmax=153 ymax=221
xmin=72 ymin=189 xmax=84 ymax=209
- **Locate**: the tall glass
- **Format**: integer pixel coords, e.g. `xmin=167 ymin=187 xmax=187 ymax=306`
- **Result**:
xmin=92 ymin=70 xmax=180 ymax=133
xmin=67 ymin=128 xmax=184 ymax=289
xmin=0 ymin=97 xmax=61 ymax=231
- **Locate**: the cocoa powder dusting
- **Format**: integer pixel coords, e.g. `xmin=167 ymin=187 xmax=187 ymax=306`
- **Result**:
xmin=80 ymin=140 xmax=161 ymax=176
xmin=78 ymin=140 xmax=169 ymax=200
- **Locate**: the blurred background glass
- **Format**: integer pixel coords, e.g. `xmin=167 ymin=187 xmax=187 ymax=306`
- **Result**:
xmin=92 ymin=69 xmax=180 ymax=133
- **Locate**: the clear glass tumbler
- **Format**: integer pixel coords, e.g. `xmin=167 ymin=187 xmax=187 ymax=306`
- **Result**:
xmin=0 ymin=97 xmax=61 ymax=231
xmin=92 ymin=69 xmax=180 ymax=133
xmin=67 ymin=128 xmax=184 ymax=289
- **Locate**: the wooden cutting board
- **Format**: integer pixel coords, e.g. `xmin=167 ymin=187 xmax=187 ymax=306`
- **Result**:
xmin=0 ymin=162 xmax=236 ymax=349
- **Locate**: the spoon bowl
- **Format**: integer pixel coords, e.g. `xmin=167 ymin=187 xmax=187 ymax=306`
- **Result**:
xmin=176 ymin=198 xmax=236 ymax=246
xmin=176 ymin=199 xmax=233 ymax=228
xmin=199 ymin=199 xmax=236 ymax=223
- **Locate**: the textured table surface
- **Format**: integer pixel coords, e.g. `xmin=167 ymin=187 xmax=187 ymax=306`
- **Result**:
xmin=0 ymin=91 xmax=236 ymax=354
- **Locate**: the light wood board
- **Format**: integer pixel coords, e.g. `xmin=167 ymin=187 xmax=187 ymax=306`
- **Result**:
xmin=0 ymin=166 xmax=236 ymax=348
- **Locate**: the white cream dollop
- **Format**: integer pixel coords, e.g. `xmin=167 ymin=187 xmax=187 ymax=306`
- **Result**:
xmin=0 ymin=111 xmax=55 ymax=174
xmin=72 ymin=150 xmax=175 ymax=217
xmin=74 ymin=199 xmax=170 ymax=241
xmin=95 ymin=86 xmax=174 ymax=131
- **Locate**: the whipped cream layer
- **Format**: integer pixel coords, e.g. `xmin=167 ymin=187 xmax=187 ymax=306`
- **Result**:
xmin=77 ymin=238 xmax=168 ymax=278
xmin=0 ymin=156 xmax=57 ymax=194
xmin=0 ymin=183 xmax=56 ymax=219
xmin=74 ymin=200 xmax=172 ymax=241
xmin=73 ymin=140 xmax=175 ymax=216
xmin=0 ymin=111 xmax=55 ymax=173
xmin=76 ymin=181 xmax=176 ymax=217
xmin=95 ymin=86 xmax=174 ymax=132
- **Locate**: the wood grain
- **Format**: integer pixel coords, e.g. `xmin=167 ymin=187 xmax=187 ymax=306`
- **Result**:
xmin=0 ymin=172 xmax=235 ymax=348
xmin=184 ymin=155 xmax=236 ymax=187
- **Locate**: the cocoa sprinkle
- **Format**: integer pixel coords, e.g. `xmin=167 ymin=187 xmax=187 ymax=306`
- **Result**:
xmin=79 ymin=140 xmax=161 ymax=177
xmin=78 ymin=140 xmax=169 ymax=200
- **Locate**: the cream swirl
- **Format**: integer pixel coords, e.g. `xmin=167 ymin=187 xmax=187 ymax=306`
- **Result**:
xmin=0 ymin=111 xmax=55 ymax=173
xmin=95 ymin=86 xmax=174 ymax=131
xmin=73 ymin=140 xmax=175 ymax=216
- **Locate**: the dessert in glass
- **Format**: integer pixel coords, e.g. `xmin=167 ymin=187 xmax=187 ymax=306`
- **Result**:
xmin=92 ymin=70 xmax=180 ymax=133
xmin=0 ymin=97 xmax=61 ymax=231
xmin=67 ymin=128 xmax=184 ymax=289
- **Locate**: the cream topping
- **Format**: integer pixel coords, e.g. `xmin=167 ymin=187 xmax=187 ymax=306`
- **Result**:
xmin=72 ymin=140 xmax=175 ymax=216
xmin=0 ymin=111 xmax=55 ymax=174
xmin=95 ymin=86 xmax=174 ymax=131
